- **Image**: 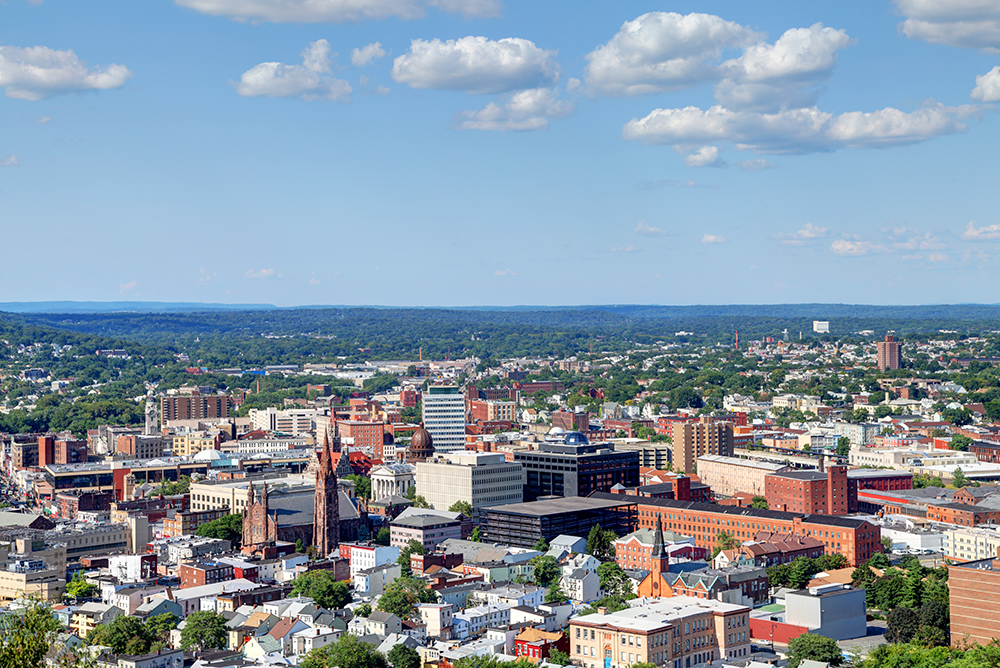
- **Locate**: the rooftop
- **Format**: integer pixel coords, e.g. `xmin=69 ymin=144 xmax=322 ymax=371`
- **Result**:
xmin=486 ymin=496 xmax=635 ymax=517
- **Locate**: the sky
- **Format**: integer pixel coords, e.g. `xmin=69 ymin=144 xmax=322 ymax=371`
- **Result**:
xmin=3 ymin=0 xmax=1000 ymax=307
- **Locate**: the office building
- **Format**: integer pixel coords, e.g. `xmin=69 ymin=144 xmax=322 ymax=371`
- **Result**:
xmin=696 ymin=455 xmax=791 ymax=498
xmin=391 ymin=514 xmax=464 ymax=551
xmin=765 ymin=463 xmax=852 ymax=515
xmin=481 ymin=496 xmax=637 ymax=548
xmin=468 ymin=399 xmax=517 ymax=423
xmin=813 ymin=321 xmax=830 ymax=334
xmin=248 ymin=407 xmax=317 ymax=435
xmin=877 ymin=335 xmax=903 ymax=371
xmin=415 ymin=451 xmax=523 ymax=512
xmin=513 ymin=433 xmax=639 ymax=502
xmin=422 ymin=385 xmax=466 ymax=453
xmin=569 ymin=596 xmax=752 ymax=668
xmin=673 ymin=419 xmax=734 ymax=474
xmin=116 ymin=434 xmax=165 ymax=459
xmin=613 ymin=439 xmax=674 ymax=470
xmin=551 ymin=410 xmax=590 ymax=432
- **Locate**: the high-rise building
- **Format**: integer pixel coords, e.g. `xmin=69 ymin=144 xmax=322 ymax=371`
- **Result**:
xmin=513 ymin=433 xmax=639 ymax=501
xmin=160 ymin=394 xmax=231 ymax=423
xmin=422 ymin=385 xmax=466 ymax=453
xmin=415 ymin=451 xmax=523 ymax=511
xmin=672 ymin=418 xmax=734 ymax=474
xmin=876 ymin=335 xmax=902 ymax=371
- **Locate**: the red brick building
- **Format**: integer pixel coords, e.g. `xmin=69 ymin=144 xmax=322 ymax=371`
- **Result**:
xmin=764 ymin=465 xmax=851 ymax=515
xmin=56 ymin=490 xmax=115 ymax=520
xmin=400 ymin=388 xmax=420 ymax=408
xmin=925 ymin=502 xmax=1000 ymax=527
xmin=949 ymin=557 xmax=1000 ymax=646
xmin=39 ymin=436 xmax=88 ymax=466
xmin=594 ymin=492 xmax=882 ymax=566
xmin=514 ymin=628 xmax=568 ymax=660
xmin=160 ymin=394 xmax=231 ymax=422
xmin=180 ymin=560 xmax=235 ymax=588
xmin=551 ymin=410 xmax=590 ymax=432
xmin=468 ymin=399 xmax=517 ymax=423
xmin=336 ymin=420 xmax=389 ymax=454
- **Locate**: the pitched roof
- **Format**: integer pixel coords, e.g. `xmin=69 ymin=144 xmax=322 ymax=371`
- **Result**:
xmin=516 ymin=627 xmax=563 ymax=643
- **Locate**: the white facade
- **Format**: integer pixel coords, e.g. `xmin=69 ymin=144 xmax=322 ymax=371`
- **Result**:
xmin=415 ymin=451 xmax=523 ymax=512
xmin=942 ymin=526 xmax=1000 ymax=562
xmin=348 ymin=544 xmax=400 ymax=577
xmin=422 ymin=385 xmax=466 ymax=453
xmin=370 ymin=462 xmax=416 ymax=501
xmin=452 ymin=603 xmax=511 ymax=639
xmin=248 ymin=407 xmax=317 ymax=435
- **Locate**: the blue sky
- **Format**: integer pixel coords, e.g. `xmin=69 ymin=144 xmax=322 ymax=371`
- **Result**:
xmin=3 ymin=0 xmax=1000 ymax=307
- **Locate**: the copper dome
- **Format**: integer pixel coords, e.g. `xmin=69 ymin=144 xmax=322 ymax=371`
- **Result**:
xmin=409 ymin=424 xmax=434 ymax=460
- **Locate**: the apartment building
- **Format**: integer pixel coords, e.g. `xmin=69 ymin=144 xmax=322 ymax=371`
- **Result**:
xmin=765 ymin=464 xmax=851 ymax=515
xmin=248 ymin=407 xmax=317 ymax=435
xmin=160 ymin=394 xmax=231 ymax=422
xmin=422 ymin=385 xmax=466 ymax=453
xmin=468 ymin=399 xmax=517 ymax=423
xmin=569 ymin=596 xmax=752 ymax=668
xmin=673 ymin=419 xmax=734 ymax=474
xmin=877 ymin=335 xmax=903 ymax=371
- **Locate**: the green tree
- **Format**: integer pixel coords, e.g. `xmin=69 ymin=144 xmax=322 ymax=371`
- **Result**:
xmin=343 ymin=475 xmax=372 ymax=500
xmin=531 ymin=555 xmax=562 ymax=587
xmin=156 ymin=475 xmax=191 ymax=496
xmin=886 ymin=607 xmax=920 ymax=644
xmin=88 ymin=616 xmax=154 ymax=654
xmin=545 ymin=583 xmax=568 ymax=603
xmin=711 ymin=531 xmax=739 ymax=559
xmin=64 ymin=570 xmax=98 ymax=601
xmin=533 ymin=538 xmax=549 ymax=552
xmin=836 ymin=436 xmax=851 ymax=457
xmin=471 ymin=527 xmax=481 ymax=542
xmin=291 ymin=570 xmax=351 ymax=609
xmin=377 ymin=576 xmax=436 ymax=619
xmin=881 ymin=536 xmax=894 ymax=552
xmin=1 ymin=599 xmax=62 ymax=668
xmin=750 ymin=496 xmax=769 ymax=510
xmin=195 ymin=513 xmax=243 ymax=548
xmin=302 ymin=634 xmax=387 ymax=668
xmin=397 ymin=539 xmax=427 ymax=576
xmin=788 ymin=557 xmax=819 ymax=589
xmin=387 ymin=645 xmax=421 ymax=668
xmin=354 ymin=603 xmax=372 ymax=617
xmin=597 ymin=562 xmax=633 ymax=599
xmin=412 ymin=495 xmax=431 ymax=509
xmin=374 ymin=526 xmax=391 ymax=546
xmin=786 ymin=632 xmax=843 ymax=668
xmin=952 ymin=467 xmax=970 ymax=488
xmin=586 ymin=524 xmax=616 ymax=561
xmin=179 ymin=610 xmax=229 ymax=650
xmin=547 ymin=649 xmax=571 ymax=666
xmin=951 ymin=434 xmax=974 ymax=451
xmin=448 ymin=500 xmax=473 ymax=517
xmin=146 ymin=612 xmax=179 ymax=644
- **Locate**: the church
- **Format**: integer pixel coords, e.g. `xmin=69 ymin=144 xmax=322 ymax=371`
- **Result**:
xmin=241 ymin=434 xmax=364 ymax=555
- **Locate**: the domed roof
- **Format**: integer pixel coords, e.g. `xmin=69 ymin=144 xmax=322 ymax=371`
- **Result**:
xmin=547 ymin=427 xmax=566 ymax=435
xmin=409 ymin=425 xmax=434 ymax=460
xmin=193 ymin=448 xmax=223 ymax=462
xmin=563 ymin=431 xmax=589 ymax=445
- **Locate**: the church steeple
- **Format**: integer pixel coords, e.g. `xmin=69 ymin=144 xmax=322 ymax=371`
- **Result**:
xmin=313 ymin=427 xmax=340 ymax=557
xmin=651 ymin=516 xmax=669 ymax=574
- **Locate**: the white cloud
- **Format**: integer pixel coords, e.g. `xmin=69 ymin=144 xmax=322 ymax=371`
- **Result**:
xmin=175 ymin=0 xmax=502 ymax=23
xmin=962 ymin=220 xmax=1000 ymax=240
xmin=236 ymin=40 xmax=351 ymax=101
xmin=35 ymin=116 xmax=51 ymax=124
xmin=623 ymin=102 xmax=973 ymax=154
xmin=584 ymin=12 xmax=760 ymax=96
xmin=0 ymin=155 xmax=18 ymax=166
xmin=392 ymin=36 xmax=559 ymax=94
xmin=634 ymin=220 xmax=668 ymax=236
xmin=739 ymin=158 xmax=777 ymax=170
xmin=972 ymin=65 xmax=1000 ymax=101
xmin=683 ymin=145 xmax=726 ymax=167
xmin=701 ymin=234 xmax=727 ymax=244
xmin=830 ymin=238 xmax=880 ymax=256
xmin=610 ymin=245 xmax=638 ymax=253
xmin=894 ymin=0 xmax=1000 ymax=51
xmin=776 ymin=223 xmax=829 ymax=245
xmin=454 ymin=87 xmax=572 ymax=131
xmin=244 ymin=268 xmax=277 ymax=279
xmin=119 ymin=279 xmax=139 ymax=295
xmin=928 ymin=252 xmax=949 ymax=262
xmin=308 ymin=277 xmax=322 ymax=285
xmin=352 ymin=42 xmax=386 ymax=66
xmin=198 ymin=268 xmax=217 ymax=284
xmin=0 ymin=44 xmax=132 ymax=100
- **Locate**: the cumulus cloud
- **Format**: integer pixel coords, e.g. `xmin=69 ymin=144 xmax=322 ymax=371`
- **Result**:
xmin=175 ymin=0 xmax=502 ymax=23
xmin=610 ymin=245 xmax=638 ymax=253
xmin=972 ymin=65 xmax=1000 ymax=101
xmin=244 ymin=268 xmax=278 ymax=279
xmin=454 ymin=87 xmax=572 ymax=131
xmin=635 ymin=220 xmax=668 ymax=236
xmin=119 ymin=279 xmax=139 ymax=295
xmin=830 ymin=238 xmax=879 ymax=256
xmin=36 ymin=116 xmax=52 ymax=124
xmin=0 ymin=44 xmax=132 ymax=100
xmin=739 ymin=158 xmax=777 ymax=170
xmin=701 ymin=234 xmax=727 ymax=244
xmin=494 ymin=268 xmax=515 ymax=276
xmin=236 ymin=40 xmax=351 ymax=101
xmin=352 ymin=42 xmax=386 ymax=66
xmin=894 ymin=0 xmax=1000 ymax=51
xmin=392 ymin=36 xmax=559 ymax=94
xmin=682 ymin=145 xmax=726 ymax=167
xmin=962 ymin=220 xmax=1000 ymax=239
xmin=0 ymin=155 xmax=18 ymax=166
xmin=584 ymin=12 xmax=760 ymax=96
xmin=776 ymin=223 xmax=829 ymax=245
xmin=623 ymin=101 xmax=974 ymax=154
xmin=308 ymin=277 xmax=322 ymax=285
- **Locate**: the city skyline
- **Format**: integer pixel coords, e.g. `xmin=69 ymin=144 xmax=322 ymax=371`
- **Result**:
xmin=3 ymin=0 xmax=1000 ymax=306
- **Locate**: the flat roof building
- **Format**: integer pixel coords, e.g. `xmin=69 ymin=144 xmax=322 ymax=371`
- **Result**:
xmin=481 ymin=496 xmax=637 ymax=548
xmin=513 ymin=433 xmax=639 ymax=502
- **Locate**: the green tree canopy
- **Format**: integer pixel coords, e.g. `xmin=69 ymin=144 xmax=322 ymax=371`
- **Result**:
xmin=448 ymin=500 xmax=473 ymax=517
xmin=387 ymin=645 xmax=421 ymax=668
xmin=0 ymin=600 xmax=62 ymax=668
xmin=786 ymin=633 xmax=843 ymax=668
xmin=195 ymin=513 xmax=243 ymax=549
xmin=750 ymin=496 xmax=769 ymax=510
xmin=376 ymin=576 xmax=436 ymax=619
xmin=597 ymin=562 xmax=633 ymax=599
xmin=397 ymin=539 xmax=427 ymax=576
xmin=302 ymin=633 xmax=388 ymax=668
xmin=531 ymin=555 xmax=562 ymax=587
xmin=180 ymin=610 xmax=229 ymax=651
xmin=291 ymin=569 xmax=351 ymax=609
xmin=586 ymin=524 xmax=616 ymax=561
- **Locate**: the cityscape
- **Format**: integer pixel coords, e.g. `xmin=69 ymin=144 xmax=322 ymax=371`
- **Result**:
xmin=6 ymin=0 xmax=1000 ymax=667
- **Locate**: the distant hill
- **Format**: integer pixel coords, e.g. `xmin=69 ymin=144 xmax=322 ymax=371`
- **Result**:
xmin=0 ymin=301 xmax=278 ymax=313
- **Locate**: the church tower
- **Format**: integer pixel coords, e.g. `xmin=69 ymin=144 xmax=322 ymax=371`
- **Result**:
xmin=313 ymin=433 xmax=340 ymax=557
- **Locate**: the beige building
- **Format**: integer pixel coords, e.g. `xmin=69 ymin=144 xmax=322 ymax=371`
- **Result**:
xmin=696 ymin=455 xmax=791 ymax=498
xmin=0 ymin=537 xmax=67 ymax=602
xmin=569 ymin=596 xmax=752 ymax=668
xmin=612 ymin=439 xmax=673 ymax=470
xmin=415 ymin=451 xmax=523 ymax=512
xmin=188 ymin=474 xmax=311 ymax=513
xmin=673 ymin=418 xmax=734 ymax=474
xmin=171 ymin=432 xmax=219 ymax=457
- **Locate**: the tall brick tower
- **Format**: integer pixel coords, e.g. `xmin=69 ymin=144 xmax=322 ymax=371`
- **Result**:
xmin=313 ymin=433 xmax=340 ymax=557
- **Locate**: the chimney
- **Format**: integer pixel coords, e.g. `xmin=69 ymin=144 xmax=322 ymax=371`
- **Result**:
xmin=818 ymin=457 xmax=824 ymax=473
